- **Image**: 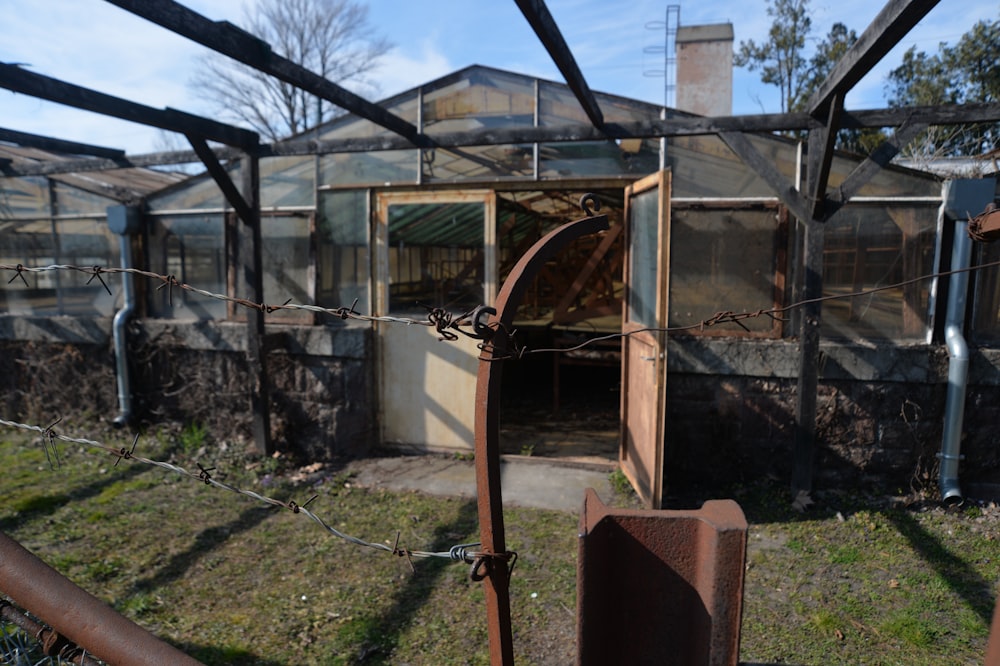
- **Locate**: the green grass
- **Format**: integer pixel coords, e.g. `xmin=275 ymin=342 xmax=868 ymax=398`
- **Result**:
xmin=0 ymin=431 xmax=998 ymax=665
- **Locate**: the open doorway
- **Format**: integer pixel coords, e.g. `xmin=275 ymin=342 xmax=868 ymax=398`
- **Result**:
xmin=495 ymin=188 xmax=625 ymax=464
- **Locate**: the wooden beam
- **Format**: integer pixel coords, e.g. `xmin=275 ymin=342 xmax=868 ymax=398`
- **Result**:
xmin=105 ymin=0 xmax=423 ymax=144
xmin=237 ymin=149 xmax=273 ymax=456
xmin=718 ymin=131 xmax=812 ymax=222
xmin=186 ymin=134 xmax=254 ymax=224
xmin=6 ymin=101 xmax=1000 ymax=178
xmin=0 ymin=62 xmax=258 ymax=149
xmin=791 ymin=218 xmax=824 ymax=499
xmin=807 ymin=0 xmax=941 ymax=117
xmin=806 ymin=94 xmax=842 ymax=220
xmin=514 ymin=0 xmax=605 ymax=130
xmin=0 ymin=127 xmax=125 ymax=159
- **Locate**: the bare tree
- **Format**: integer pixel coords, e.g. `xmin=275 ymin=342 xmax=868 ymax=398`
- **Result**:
xmin=190 ymin=0 xmax=392 ymax=142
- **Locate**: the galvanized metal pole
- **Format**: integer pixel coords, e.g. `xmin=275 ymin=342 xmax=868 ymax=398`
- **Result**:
xmin=0 ymin=530 xmax=203 ymax=666
xmin=474 ymin=198 xmax=609 ymax=665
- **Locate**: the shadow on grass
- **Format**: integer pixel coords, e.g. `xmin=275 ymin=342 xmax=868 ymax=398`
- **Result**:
xmin=340 ymin=499 xmax=480 ymax=663
xmin=128 ymin=504 xmax=274 ymax=595
xmin=884 ymin=510 xmax=996 ymax=625
xmin=0 ymin=460 xmax=150 ymax=532
xmin=179 ymin=641 xmax=285 ymax=666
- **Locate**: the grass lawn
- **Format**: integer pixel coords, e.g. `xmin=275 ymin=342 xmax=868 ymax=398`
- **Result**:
xmin=1 ymin=426 xmax=998 ymax=665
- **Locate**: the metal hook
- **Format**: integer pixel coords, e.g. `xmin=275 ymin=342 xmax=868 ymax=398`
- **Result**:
xmin=580 ymin=193 xmax=601 ymax=216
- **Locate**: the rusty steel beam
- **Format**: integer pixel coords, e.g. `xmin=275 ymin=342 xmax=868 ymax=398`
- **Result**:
xmin=0 ymin=600 xmax=103 ymax=666
xmin=0 ymin=530 xmax=203 ymax=666
xmin=577 ymin=489 xmax=747 ymax=665
xmin=475 ymin=197 xmax=609 ymax=665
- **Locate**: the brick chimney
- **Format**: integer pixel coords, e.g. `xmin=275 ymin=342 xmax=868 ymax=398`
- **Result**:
xmin=675 ymin=23 xmax=734 ymax=117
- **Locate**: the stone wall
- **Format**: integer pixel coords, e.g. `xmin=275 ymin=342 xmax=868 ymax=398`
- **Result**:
xmin=0 ymin=316 xmax=374 ymax=461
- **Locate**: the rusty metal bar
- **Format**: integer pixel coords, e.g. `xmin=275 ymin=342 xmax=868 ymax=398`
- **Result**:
xmin=475 ymin=195 xmax=609 ymax=665
xmin=0 ymin=530 xmax=203 ymax=666
xmin=577 ymin=489 xmax=747 ymax=665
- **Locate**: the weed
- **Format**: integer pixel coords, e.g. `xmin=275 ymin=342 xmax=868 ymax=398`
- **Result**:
xmin=178 ymin=422 xmax=208 ymax=456
xmin=609 ymin=467 xmax=631 ymax=497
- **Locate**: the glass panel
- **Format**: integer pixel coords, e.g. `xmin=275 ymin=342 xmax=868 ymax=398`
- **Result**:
xmin=667 ymin=134 xmax=797 ymax=198
xmin=669 ymin=207 xmax=782 ymax=335
xmin=627 ymin=189 xmax=659 ymax=328
xmin=827 ymin=153 xmax=940 ymax=197
xmin=969 ymin=241 xmax=1000 ymax=342
xmin=261 ymin=214 xmax=312 ymax=322
xmin=0 ymin=217 xmax=116 ymax=315
xmin=260 ymin=155 xmax=316 ymax=208
xmin=0 ymin=176 xmax=48 ymax=218
xmin=422 ymin=145 xmax=534 ymax=181
xmin=148 ymin=173 xmax=226 ymax=211
xmin=52 ymin=182 xmax=116 ymax=216
xmin=319 ymin=150 xmax=418 ymax=187
xmin=820 ymin=204 xmax=938 ymax=340
xmin=423 ymin=69 xmax=535 ymax=131
xmin=146 ymin=214 xmax=227 ymax=319
xmin=317 ymin=189 xmax=369 ymax=315
xmin=539 ymin=141 xmax=659 ymax=178
xmin=387 ymin=202 xmax=484 ymax=315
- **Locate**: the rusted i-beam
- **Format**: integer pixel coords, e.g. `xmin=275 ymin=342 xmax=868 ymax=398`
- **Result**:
xmin=0 ymin=530 xmax=203 ymax=666
xmin=474 ymin=194 xmax=609 ymax=665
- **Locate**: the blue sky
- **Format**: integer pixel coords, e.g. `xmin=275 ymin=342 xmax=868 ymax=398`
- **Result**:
xmin=2 ymin=0 xmax=997 ymax=154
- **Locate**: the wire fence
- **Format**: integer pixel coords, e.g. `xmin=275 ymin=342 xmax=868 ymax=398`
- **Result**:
xmin=5 ymin=258 xmax=1000 ymax=361
xmin=0 ymin=416 xmax=497 ymax=574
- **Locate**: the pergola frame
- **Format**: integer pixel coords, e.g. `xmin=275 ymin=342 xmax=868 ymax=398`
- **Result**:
xmin=2 ymin=0 xmax=999 ymax=505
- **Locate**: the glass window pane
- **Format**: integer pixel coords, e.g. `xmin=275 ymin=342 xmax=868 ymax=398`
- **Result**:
xmin=669 ymin=207 xmax=783 ymax=335
xmin=317 ymin=190 xmax=369 ymax=315
xmin=627 ymin=188 xmax=659 ymax=328
xmin=148 ymin=174 xmax=226 ymax=211
xmin=261 ymin=155 xmax=316 ymax=208
xmin=0 ymin=218 xmax=116 ymax=315
xmin=319 ymin=150 xmax=418 ymax=187
xmin=387 ymin=202 xmax=484 ymax=315
xmin=146 ymin=214 xmax=227 ymax=319
xmin=667 ymin=134 xmax=798 ymax=198
xmin=1 ymin=176 xmax=48 ymax=218
xmin=820 ymin=204 xmax=938 ymax=340
xmin=261 ymin=214 xmax=312 ymax=322
xmin=52 ymin=182 xmax=116 ymax=216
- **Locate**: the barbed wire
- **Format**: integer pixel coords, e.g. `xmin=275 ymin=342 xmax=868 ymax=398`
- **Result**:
xmin=0 ymin=417 xmax=510 ymax=574
xmin=4 ymin=256 xmax=1000 ymax=362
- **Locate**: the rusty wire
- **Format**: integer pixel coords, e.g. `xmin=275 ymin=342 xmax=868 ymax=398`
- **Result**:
xmin=0 ymin=417 xmax=505 ymax=571
xmin=5 ymin=257 xmax=1000 ymax=361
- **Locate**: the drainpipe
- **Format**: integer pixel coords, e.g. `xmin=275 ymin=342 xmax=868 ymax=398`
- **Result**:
xmin=107 ymin=205 xmax=141 ymax=429
xmin=938 ymin=178 xmax=997 ymax=505
xmin=939 ymin=216 xmax=971 ymax=506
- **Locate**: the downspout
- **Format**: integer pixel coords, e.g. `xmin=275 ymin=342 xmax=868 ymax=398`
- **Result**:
xmin=107 ymin=205 xmax=141 ymax=429
xmin=939 ymin=216 xmax=971 ymax=506
xmin=937 ymin=178 xmax=996 ymax=505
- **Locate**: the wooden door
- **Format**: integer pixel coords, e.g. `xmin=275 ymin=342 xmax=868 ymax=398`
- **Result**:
xmin=375 ymin=191 xmax=496 ymax=451
xmin=620 ymin=170 xmax=671 ymax=508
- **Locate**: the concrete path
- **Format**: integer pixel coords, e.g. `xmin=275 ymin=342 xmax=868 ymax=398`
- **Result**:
xmin=349 ymin=455 xmax=614 ymax=513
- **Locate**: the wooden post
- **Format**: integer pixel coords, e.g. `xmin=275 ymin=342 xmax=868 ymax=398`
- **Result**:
xmin=240 ymin=150 xmax=273 ymax=455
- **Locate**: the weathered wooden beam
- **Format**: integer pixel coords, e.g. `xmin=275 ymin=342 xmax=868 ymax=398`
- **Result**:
xmin=807 ymin=0 xmax=941 ymax=118
xmin=0 ymin=127 xmax=125 ymax=159
xmin=105 ymin=0 xmax=423 ymax=144
xmin=806 ymin=94 xmax=842 ymax=219
xmin=791 ymin=218 xmax=824 ymax=500
xmin=718 ymin=131 xmax=812 ymax=223
xmin=237 ymin=149 xmax=273 ymax=456
xmin=186 ymin=134 xmax=254 ymax=224
xmin=5 ymin=102 xmax=1000 ymax=178
xmin=514 ymin=0 xmax=605 ymax=130
xmin=0 ymin=62 xmax=258 ymax=149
